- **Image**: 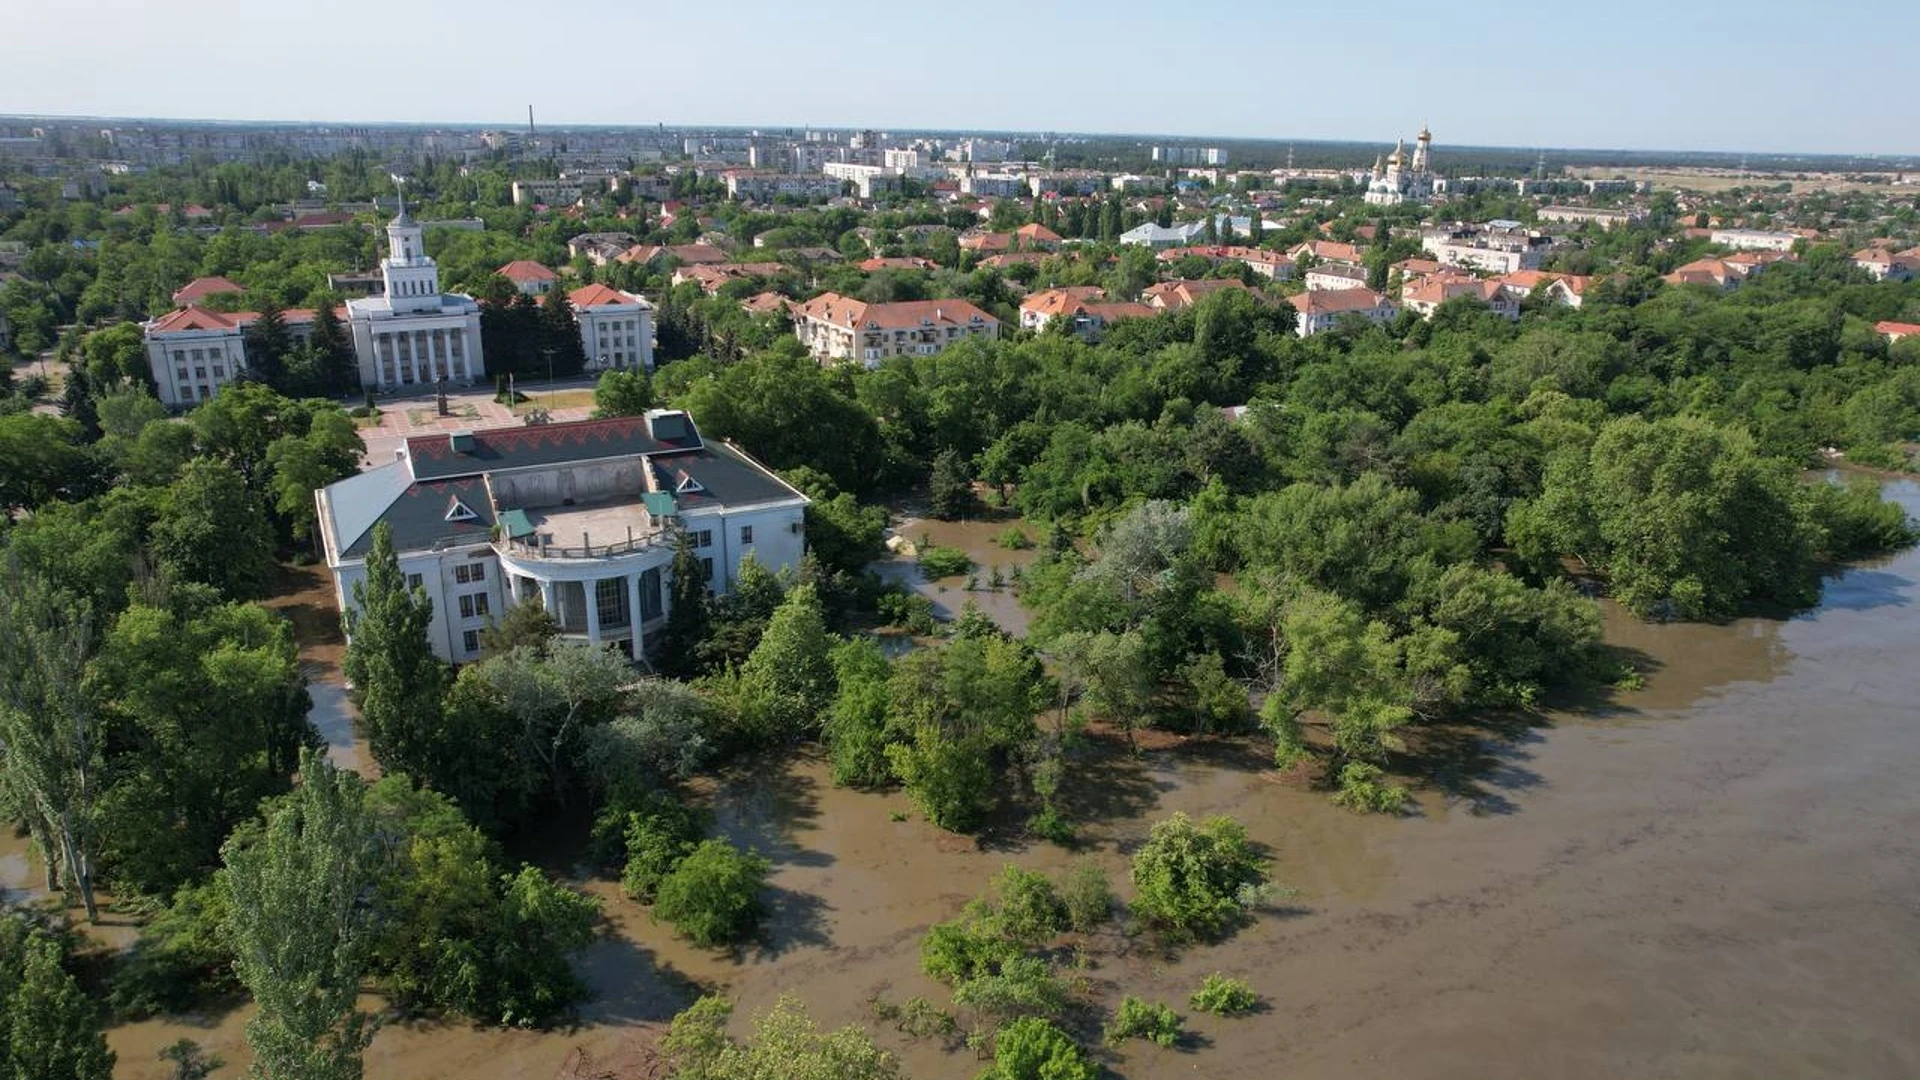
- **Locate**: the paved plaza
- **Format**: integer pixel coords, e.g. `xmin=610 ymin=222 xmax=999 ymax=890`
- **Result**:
xmin=353 ymin=376 xmax=600 ymax=464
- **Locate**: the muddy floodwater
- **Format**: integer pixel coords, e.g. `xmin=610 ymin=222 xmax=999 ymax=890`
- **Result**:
xmin=108 ymin=482 xmax=1920 ymax=1078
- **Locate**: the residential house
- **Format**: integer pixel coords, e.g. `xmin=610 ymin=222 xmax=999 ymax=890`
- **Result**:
xmin=497 ymin=260 xmax=558 ymax=296
xmin=1663 ymin=257 xmax=1760 ymax=292
xmin=1541 ymin=275 xmax=1595 ymax=308
xmin=1288 ymin=288 xmax=1398 ymax=337
xmin=740 ymin=292 xmax=795 ymax=317
xmin=314 ymin=411 xmax=808 ymax=664
xmin=1401 ymin=276 xmax=1520 ymax=320
xmin=1019 ymin=286 xmax=1108 ymax=332
xmin=1142 ymin=278 xmax=1256 ymax=312
xmin=618 ymin=243 xmax=729 ymax=268
xmin=1288 ymin=239 xmax=1367 ymax=264
xmin=1304 ymin=261 xmax=1370 ymax=292
xmin=978 ymin=252 xmax=1050 ymax=270
xmin=1876 ymin=320 xmax=1920 ymax=343
xmin=1852 ymin=247 xmax=1920 ymax=282
xmin=672 ymin=262 xmax=789 ymax=295
xmin=1014 ymin=223 xmax=1064 ymax=250
xmin=567 ymin=232 xmax=639 ymax=266
xmin=171 ymin=275 xmax=245 ymax=307
xmin=1488 ymin=270 xmax=1561 ymax=298
xmin=1156 ymin=245 xmax=1296 ymax=281
xmin=1119 ymin=221 xmax=1208 ymax=249
xmin=791 ymin=293 xmax=1000 ymax=366
xmin=859 ymin=256 xmax=938 ymax=272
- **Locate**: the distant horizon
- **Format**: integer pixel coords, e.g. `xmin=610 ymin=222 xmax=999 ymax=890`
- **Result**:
xmin=4 ymin=112 xmax=1913 ymax=165
xmin=6 ymin=0 xmax=1916 ymax=158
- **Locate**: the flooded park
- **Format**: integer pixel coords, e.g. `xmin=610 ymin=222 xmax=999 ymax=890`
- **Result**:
xmin=84 ymin=481 xmax=1920 ymax=1078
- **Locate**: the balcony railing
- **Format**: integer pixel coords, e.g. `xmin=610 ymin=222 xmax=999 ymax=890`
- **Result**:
xmin=495 ymin=531 xmax=666 ymax=561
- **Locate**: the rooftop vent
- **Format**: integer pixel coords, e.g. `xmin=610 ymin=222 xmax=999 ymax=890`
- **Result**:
xmin=449 ymin=430 xmax=475 ymax=453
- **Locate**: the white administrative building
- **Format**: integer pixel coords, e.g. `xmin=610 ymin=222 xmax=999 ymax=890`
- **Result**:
xmin=314 ymin=410 xmax=809 ymax=664
xmin=346 ymin=193 xmax=486 ymax=390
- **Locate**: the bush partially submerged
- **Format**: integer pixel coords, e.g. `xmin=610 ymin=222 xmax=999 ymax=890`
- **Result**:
xmin=652 ymin=839 xmax=769 ymax=948
xmin=1128 ymin=812 xmax=1268 ymax=940
xmin=1103 ymin=995 xmax=1181 ymax=1047
xmin=1188 ymin=972 xmax=1259 ymax=1016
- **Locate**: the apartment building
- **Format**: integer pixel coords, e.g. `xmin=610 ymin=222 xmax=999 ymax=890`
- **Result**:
xmin=1421 ymin=223 xmax=1554 ymax=273
xmin=1710 ymin=228 xmax=1798 ymax=252
xmin=791 ymin=293 xmax=1000 ymax=366
xmin=1288 ymin=287 xmax=1398 ymax=336
xmin=1538 ymin=205 xmax=1641 ymax=230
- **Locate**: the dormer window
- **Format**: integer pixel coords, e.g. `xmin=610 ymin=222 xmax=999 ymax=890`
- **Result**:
xmin=674 ymin=471 xmax=706 ymax=495
xmin=445 ymin=496 xmax=478 ymax=522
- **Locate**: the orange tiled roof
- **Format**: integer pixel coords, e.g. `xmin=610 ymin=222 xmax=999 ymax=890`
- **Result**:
xmin=1289 ymin=287 xmax=1390 ymax=316
xmin=498 ymin=260 xmax=558 ymax=282
xmin=1020 ymin=286 xmax=1107 ymax=316
xmin=794 ymin=292 xmax=999 ymax=332
xmin=568 ymin=283 xmax=641 ymax=308
xmin=171 ymin=276 xmax=245 ymax=305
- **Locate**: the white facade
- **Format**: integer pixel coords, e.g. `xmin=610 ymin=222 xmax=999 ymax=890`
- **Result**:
xmin=316 ymin=411 xmax=809 ymax=665
xmin=510 ymin=179 xmax=584 ymax=207
xmin=1421 ymin=225 xmax=1553 ymax=273
xmin=142 ymin=307 xmax=321 ymax=408
xmin=1539 ymin=205 xmax=1639 ymax=230
xmin=144 ymin=319 xmax=248 ymax=407
xmin=572 ymin=285 xmax=656 ymax=372
xmin=1711 ymin=229 xmax=1798 ymax=252
xmin=346 ymin=198 xmax=486 ymax=390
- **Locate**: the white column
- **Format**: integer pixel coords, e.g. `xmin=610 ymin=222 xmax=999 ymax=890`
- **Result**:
xmin=627 ymin=574 xmax=645 ymax=662
xmin=412 ymin=331 xmax=426 ymax=384
xmin=539 ymin=579 xmax=555 ymax=620
xmin=584 ymin=578 xmax=602 ymax=645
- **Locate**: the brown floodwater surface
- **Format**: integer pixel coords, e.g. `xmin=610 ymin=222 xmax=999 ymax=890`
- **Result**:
xmin=110 ymin=483 xmax=1920 ymax=1078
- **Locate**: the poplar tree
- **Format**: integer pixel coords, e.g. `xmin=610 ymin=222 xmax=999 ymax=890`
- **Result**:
xmin=0 ymin=568 xmax=102 ymax=922
xmin=7 ymin=931 xmax=115 ymax=1080
xmin=343 ymin=522 xmax=447 ymax=777
xmin=223 ymin=752 xmax=377 ymax=1080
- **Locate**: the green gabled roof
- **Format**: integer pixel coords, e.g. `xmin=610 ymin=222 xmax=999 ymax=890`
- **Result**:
xmin=497 ymin=508 xmax=537 ymax=539
xmin=642 ymin=491 xmax=678 ymax=518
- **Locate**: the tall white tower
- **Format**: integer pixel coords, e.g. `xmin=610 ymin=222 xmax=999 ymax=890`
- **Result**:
xmin=381 ymin=186 xmax=442 ymax=314
xmin=1412 ymin=123 xmax=1433 ymax=174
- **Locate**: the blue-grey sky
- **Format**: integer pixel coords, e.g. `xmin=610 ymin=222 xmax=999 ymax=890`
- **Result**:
xmin=6 ymin=0 xmax=1914 ymax=155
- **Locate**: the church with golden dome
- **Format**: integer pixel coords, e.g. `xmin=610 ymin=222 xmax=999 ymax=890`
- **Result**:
xmin=1364 ymin=124 xmax=1435 ymax=206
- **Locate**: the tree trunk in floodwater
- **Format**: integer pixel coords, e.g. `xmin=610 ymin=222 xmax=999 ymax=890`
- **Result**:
xmin=56 ymin=814 xmax=96 ymax=923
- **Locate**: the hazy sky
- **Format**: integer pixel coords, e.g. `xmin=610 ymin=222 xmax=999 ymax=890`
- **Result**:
xmin=6 ymin=0 xmax=1915 ymax=155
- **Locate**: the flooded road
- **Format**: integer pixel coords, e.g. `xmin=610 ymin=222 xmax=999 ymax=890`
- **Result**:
xmin=110 ymin=484 xmax=1920 ymax=1078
